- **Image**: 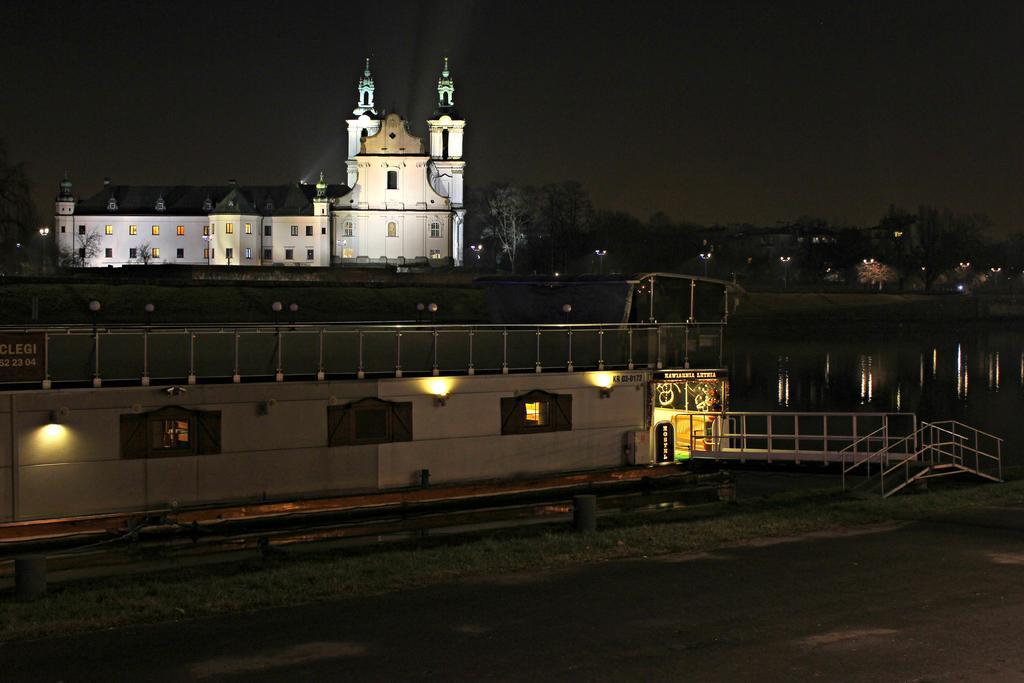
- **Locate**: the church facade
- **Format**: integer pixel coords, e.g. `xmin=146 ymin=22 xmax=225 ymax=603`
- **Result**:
xmin=54 ymin=59 xmax=466 ymax=268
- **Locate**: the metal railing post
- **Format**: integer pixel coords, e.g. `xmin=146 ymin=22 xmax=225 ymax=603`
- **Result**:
xmin=141 ymin=329 xmax=150 ymax=386
xmin=92 ymin=329 xmax=102 ymax=388
xmin=656 ymin=326 xmax=663 ymax=369
xmin=598 ymin=329 xmax=605 ymax=370
xmin=566 ymin=328 xmax=573 ymax=372
xmin=501 ymin=329 xmax=508 ymax=375
xmin=274 ymin=329 xmax=283 ymax=382
xmin=357 ymin=330 xmax=365 ymax=379
xmin=432 ymin=328 xmax=440 ymax=376
xmin=232 ymin=330 xmax=241 ymax=383
xmin=627 ymin=328 xmax=634 ymax=370
xmin=317 ymin=327 xmax=326 ymax=381
xmin=395 ymin=330 xmax=403 ymax=378
xmin=188 ymin=331 xmax=197 ymax=385
xmin=468 ymin=329 xmax=475 ymax=375
xmin=535 ymin=328 xmax=542 ymax=373
xmin=41 ymin=333 xmax=51 ymax=389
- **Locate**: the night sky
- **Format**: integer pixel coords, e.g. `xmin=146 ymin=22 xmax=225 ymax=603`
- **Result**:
xmin=3 ymin=0 xmax=1022 ymax=235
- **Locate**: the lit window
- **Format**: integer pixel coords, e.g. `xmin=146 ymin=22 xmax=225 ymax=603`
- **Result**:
xmin=343 ymin=248 xmax=354 ymax=258
xmin=177 ymin=225 xmax=185 ymax=236
xmin=203 ymin=225 xmax=209 ymax=236
xmin=105 ymin=224 xmax=113 ymax=235
xmin=225 ymin=247 xmax=233 ymax=260
xmin=307 ymin=248 xmax=314 ymax=260
xmin=176 ymin=248 xmax=184 ymax=258
xmin=152 ymin=247 xmax=161 ymax=257
xmin=151 ymin=418 xmax=190 ymax=450
xmin=306 ymin=225 xmax=313 ymax=236
xmin=387 ymin=170 xmax=398 ymax=190
xmin=129 ymin=225 xmax=138 ymax=235
xmin=130 ymin=248 xmax=138 ymax=258
xmin=244 ymin=247 xmax=252 ymax=259
xmin=210 ymin=224 xmax=216 ymax=234
xmin=263 ymin=248 xmax=272 ymax=260
xmin=285 ymin=248 xmax=294 ymax=260
xmin=225 ymin=223 xmax=233 ymax=234
xmin=429 ymin=249 xmax=442 ymax=259
xmin=430 ymin=222 xmax=441 ymax=238
xmin=203 ymin=248 xmax=209 ymax=259
xmin=387 ymin=222 xmax=397 ymax=237
xmin=264 ymin=225 xmax=271 ymax=236
xmin=245 ymin=223 xmax=252 ymax=234
xmin=105 ymin=248 xmax=113 ymax=258
xmin=524 ymin=401 xmax=548 ymax=426
xmin=152 ymin=225 xmax=160 ymax=235
xmin=344 ymin=221 xmax=353 ymax=236
xmin=290 ymin=225 xmax=298 ymax=236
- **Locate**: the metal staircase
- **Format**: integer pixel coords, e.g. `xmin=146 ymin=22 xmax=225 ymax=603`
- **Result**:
xmin=842 ymin=420 xmax=1003 ymax=498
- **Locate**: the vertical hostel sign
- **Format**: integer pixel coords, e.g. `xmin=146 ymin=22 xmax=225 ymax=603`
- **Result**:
xmin=0 ymin=333 xmax=45 ymax=382
xmin=655 ymin=421 xmax=675 ymax=463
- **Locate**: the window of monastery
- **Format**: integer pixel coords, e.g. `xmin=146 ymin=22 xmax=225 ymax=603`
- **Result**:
xmin=105 ymin=225 xmax=113 ymax=235
xmin=176 ymin=248 xmax=184 ymax=259
xmin=263 ymin=248 xmax=272 ymax=260
xmin=387 ymin=170 xmax=398 ymax=190
xmin=387 ymin=222 xmax=397 ymax=238
xmin=290 ymin=225 xmax=298 ymax=237
xmin=245 ymin=247 xmax=252 ymax=259
xmin=305 ymin=225 xmax=313 ymax=236
xmin=225 ymin=248 xmax=233 ymax=260
xmin=78 ymin=225 xmax=85 ymax=234
xmin=78 ymin=247 xmax=85 ymax=258
xmin=152 ymin=247 xmax=161 ymax=258
xmin=307 ymin=248 xmax=314 ymax=260
xmin=152 ymin=225 xmax=160 ymax=235
xmin=203 ymin=225 xmax=209 ymax=236
xmin=430 ymin=249 xmax=442 ymax=259
xmin=285 ymin=248 xmax=294 ymax=260
xmin=130 ymin=248 xmax=138 ymax=259
xmin=245 ymin=223 xmax=252 ymax=234
xmin=177 ymin=225 xmax=185 ymax=236
xmin=203 ymin=248 xmax=209 ymax=259
xmin=321 ymin=226 xmax=327 ymax=235
xmin=342 ymin=222 xmax=353 ymax=236
xmin=225 ymin=223 xmax=233 ymax=234
xmin=105 ymin=248 xmax=112 ymax=258
xmin=429 ymin=222 xmax=441 ymax=238
xmin=129 ymin=225 xmax=138 ymax=235
xmin=264 ymin=225 xmax=271 ymax=236
xmin=343 ymin=248 xmax=354 ymax=259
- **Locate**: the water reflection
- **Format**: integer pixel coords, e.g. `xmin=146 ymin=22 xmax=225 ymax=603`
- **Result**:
xmin=726 ymin=324 xmax=1024 ymax=466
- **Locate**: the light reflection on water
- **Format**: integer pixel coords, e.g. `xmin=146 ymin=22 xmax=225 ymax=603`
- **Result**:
xmin=727 ymin=324 xmax=1024 ymax=466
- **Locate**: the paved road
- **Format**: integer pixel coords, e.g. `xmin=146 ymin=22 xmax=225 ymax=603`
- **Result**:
xmin=5 ymin=507 xmax=1024 ymax=682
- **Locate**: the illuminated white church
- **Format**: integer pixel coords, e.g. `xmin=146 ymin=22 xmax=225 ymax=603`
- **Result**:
xmin=55 ymin=59 xmax=466 ymax=268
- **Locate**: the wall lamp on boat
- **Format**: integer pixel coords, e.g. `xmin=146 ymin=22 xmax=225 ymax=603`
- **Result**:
xmin=427 ymin=378 xmax=451 ymax=406
xmin=593 ymin=372 xmax=614 ymax=399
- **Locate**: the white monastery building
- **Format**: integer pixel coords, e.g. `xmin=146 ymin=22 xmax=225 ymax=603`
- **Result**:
xmin=55 ymin=59 xmax=466 ymax=268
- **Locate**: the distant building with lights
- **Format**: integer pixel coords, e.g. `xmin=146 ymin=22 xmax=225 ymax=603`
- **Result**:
xmin=54 ymin=58 xmax=466 ymax=268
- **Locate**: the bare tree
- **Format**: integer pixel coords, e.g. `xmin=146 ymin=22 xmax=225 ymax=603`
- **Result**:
xmin=481 ymin=186 xmax=531 ymax=273
xmin=136 ymin=242 xmax=154 ymax=265
xmin=857 ymin=260 xmax=898 ymax=290
xmin=0 ymin=139 xmax=36 ymax=273
xmin=59 ymin=231 xmax=102 ymax=267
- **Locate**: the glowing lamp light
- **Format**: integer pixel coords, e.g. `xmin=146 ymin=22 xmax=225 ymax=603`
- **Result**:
xmin=426 ymin=378 xmax=451 ymax=406
xmin=41 ymin=423 xmax=67 ymax=441
xmin=592 ymin=372 xmax=614 ymax=398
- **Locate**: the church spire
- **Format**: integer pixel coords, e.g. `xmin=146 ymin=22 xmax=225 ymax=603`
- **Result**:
xmin=354 ymin=57 xmax=376 ymax=116
xmin=315 ymin=170 xmax=327 ymax=198
xmin=437 ymin=57 xmax=454 ymax=109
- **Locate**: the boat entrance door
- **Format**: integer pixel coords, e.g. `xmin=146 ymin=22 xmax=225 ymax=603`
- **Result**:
xmin=650 ymin=369 xmax=729 ymax=461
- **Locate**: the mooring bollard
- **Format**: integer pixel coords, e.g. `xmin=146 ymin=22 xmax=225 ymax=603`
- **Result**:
xmin=15 ymin=555 xmax=47 ymax=601
xmin=573 ymin=494 xmax=597 ymax=533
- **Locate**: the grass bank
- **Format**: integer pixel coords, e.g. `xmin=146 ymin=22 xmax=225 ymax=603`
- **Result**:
xmin=3 ymin=475 xmax=1024 ymax=642
xmin=0 ymin=283 xmax=487 ymax=326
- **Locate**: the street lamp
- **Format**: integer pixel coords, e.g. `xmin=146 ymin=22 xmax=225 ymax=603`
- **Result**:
xmin=594 ymin=249 xmax=607 ymax=275
xmin=991 ymin=266 xmax=1002 ymax=289
xmin=470 ymin=244 xmax=483 ymax=262
xmin=562 ymin=303 xmax=572 ymax=324
xmin=427 ymin=302 xmax=438 ymax=324
xmin=416 ymin=302 xmax=425 ymax=323
xmin=699 ymin=252 xmax=712 ymax=277
xmin=144 ymin=302 xmax=155 ymax=328
xmin=271 ymin=301 xmax=282 ymax=326
xmin=289 ymin=302 xmax=299 ymax=326
xmin=779 ymin=256 xmax=792 ymax=289
xmin=38 ymin=227 xmax=50 ymax=236
xmin=88 ymin=300 xmax=101 ymax=335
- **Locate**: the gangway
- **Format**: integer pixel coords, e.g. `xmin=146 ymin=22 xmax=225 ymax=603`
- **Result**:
xmin=675 ymin=411 xmax=1003 ymax=497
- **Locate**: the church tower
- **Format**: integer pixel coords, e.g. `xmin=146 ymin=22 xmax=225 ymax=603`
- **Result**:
xmin=55 ymin=172 xmax=75 ymax=243
xmin=427 ymin=57 xmax=466 ymax=265
xmin=346 ymin=58 xmax=382 ymax=187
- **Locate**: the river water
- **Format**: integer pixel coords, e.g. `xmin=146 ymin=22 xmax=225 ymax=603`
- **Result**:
xmin=725 ymin=323 xmax=1024 ymax=467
